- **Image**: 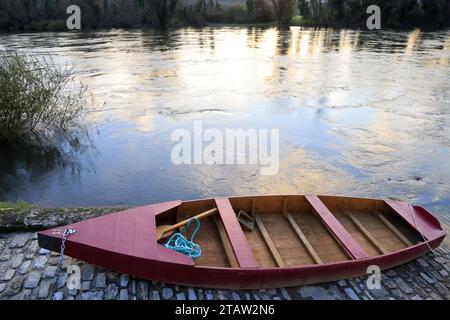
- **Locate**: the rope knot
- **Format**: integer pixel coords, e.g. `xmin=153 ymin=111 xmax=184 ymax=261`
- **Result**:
xmin=164 ymin=218 xmax=202 ymax=260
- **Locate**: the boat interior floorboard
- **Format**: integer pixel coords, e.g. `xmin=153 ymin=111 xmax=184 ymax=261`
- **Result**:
xmin=333 ymin=212 xmax=380 ymax=257
xmin=158 ymin=196 xmax=425 ymax=269
xmin=290 ymin=211 xmax=350 ymax=263
xmin=356 ymin=213 xmax=408 ymax=252
xmin=243 ymin=226 xmax=277 ymax=268
xmin=258 ymin=213 xmax=315 ymax=267
xmin=177 ymin=213 xmax=230 ymax=268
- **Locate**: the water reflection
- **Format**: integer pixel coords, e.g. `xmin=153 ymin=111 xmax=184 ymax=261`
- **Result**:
xmin=0 ymin=28 xmax=449 ymax=229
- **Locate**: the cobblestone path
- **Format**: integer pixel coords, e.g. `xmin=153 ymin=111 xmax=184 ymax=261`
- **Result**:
xmin=1 ymin=232 xmax=449 ymax=300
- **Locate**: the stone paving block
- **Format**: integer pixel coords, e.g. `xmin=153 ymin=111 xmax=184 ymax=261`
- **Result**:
xmin=81 ymin=291 xmax=104 ymax=300
xmin=420 ymin=272 xmax=435 ymax=285
xmin=95 ymin=273 xmax=107 ymax=289
xmin=328 ymin=285 xmax=346 ymax=300
xmin=151 ymin=290 xmax=161 ymax=300
xmin=38 ymin=280 xmax=52 ymax=299
xmin=176 ymin=292 xmax=186 ymax=300
xmin=231 ymin=292 xmax=241 ymax=300
xmin=5 ymin=277 xmax=25 ymax=296
xmin=205 ymin=290 xmax=214 ymax=300
xmin=383 ymin=278 xmax=397 ymax=289
xmin=43 ymin=266 xmax=58 ymax=279
xmin=439 ymin=269 xmax=449 ymax=278
xmin=395 ymin=278 xmax=413 ymax=294
xmin=33 ymin=256 xmax=48 ymax=270
xmin=10 ymin=233 xmax=30 ymax=248
xmin=137 ymin=281 xmax=148 ymax=300
xmin=344 ymin=288 xmax=360 ymax=300
xmin=81 ymin=281 xmax=91 ymax=291
xmin=434 ymin=283 xmax=447 ymax=296
xmin=56 ymin=273 xmax=68 ymax=289
xmin=298 ymin=286 xmax=343 ymax=300
xmin=417 ymin=258 xmax=429 ymax=268
xmin=120 ymin=274 xmax=129 ymax=288
xmin=53 ymin=292 xmax=64 ymax=300
xmin=392 ymin=289 xmax=408 ymax=300
xmin=162 ymin=287 xmax=174 ymax=300
xmin=0 ymin=253 xmax=11 ymax=262
xmin=120 ymin=289 xmax=129 ymax=300
xmin=39 ymin=249 xmax=50 ymax=255
xmin=366 ymin=285 xmax=389 ymax=300
xmin=2 ymin=269 xmax=16 ymax=281
xmin=11 ymin=254 xmax=25 ymax=268
xmin=24 ymin=272 xmax=41 ymax=289
xmin=386 ymin=270 xmax=397 ymax=277
xmin=337 ymin=280 xmax=347 ymax=287
xmin=81 ymin=265 xmax=95 ymax=281
xmin=105 ymin=283 xmax=119 ymax=300
xmin=107 ymin=272 xmax=119 ymax=282
xmin=188 ymin=288 xmax=197 ymax=300
xmin=17 ymin=260 xmax=31 ymax=274
xmin=279 ymin=287 xmax=291 ymax=300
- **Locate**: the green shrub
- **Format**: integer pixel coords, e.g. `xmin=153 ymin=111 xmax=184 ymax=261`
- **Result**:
xmin=0 ymin=52 xmax=89 ymax=143
xmin=46 ymin=20 xmax=67 ymax=31
xmin=25 ymin=20 xmax=67 ymax=32
xmin=291 ymin=15 xmax=303 ymax=26
xmin=0 ymin=201 xmax=34 ymax=210
xmin=26 ymin=20 xmax=49 ymax=31
xmin=226 ymin=5 xmax=247 ymax=23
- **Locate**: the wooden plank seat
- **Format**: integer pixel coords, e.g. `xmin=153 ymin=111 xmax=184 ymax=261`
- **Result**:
xmin=215 ymin=198 xmax=259 ymax=268
xmin=305 ymin=195 xmax=369 ymax=260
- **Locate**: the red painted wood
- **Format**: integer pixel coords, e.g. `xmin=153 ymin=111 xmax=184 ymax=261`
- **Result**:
xmin=37 ymin=196 xmax=446 ymax=289
xmin=384 ymin=200 xmax=446 ymax=241
xmin=38 ymin=230 xmax=445 ymax=289
xmin=215 ymin=198 xmax=258 ymax=268
xmin=305 ymin=195 xmax=369 ymax=260
xmin=39 ymin=200 xmax=193 ymax=266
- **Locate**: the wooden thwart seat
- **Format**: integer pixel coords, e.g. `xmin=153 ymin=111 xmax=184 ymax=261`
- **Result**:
xmin=215 ymin=198 xmax=258 ymax=268
xmin=213 ymin=216 xmax=240 ymax=268
xmin=305 ymin=195 xmax=369 ymax=260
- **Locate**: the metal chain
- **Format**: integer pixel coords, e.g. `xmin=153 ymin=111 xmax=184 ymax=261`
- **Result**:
xmin=51 ymin=227 xmax=76 ymax=300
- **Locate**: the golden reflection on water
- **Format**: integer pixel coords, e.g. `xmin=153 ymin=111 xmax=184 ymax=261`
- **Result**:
xmin=405 ymin=29 xmax=421 ymax=55
xmin=0 ymin=27 xmax=449 ymax=210
xmin=242 ymin=148 xmax=359 ymax=196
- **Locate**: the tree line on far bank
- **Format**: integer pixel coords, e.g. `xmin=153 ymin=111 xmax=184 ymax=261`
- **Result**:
xmin=0 ymin=0 xmax=448 ymax=32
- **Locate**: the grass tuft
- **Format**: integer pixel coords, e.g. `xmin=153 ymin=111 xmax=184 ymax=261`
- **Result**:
xmin=0 ymin=201 xmax=34 ymax=210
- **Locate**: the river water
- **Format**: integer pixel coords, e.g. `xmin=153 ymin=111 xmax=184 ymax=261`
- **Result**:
xmin=0 ymin=27 xmax=449 ymax=224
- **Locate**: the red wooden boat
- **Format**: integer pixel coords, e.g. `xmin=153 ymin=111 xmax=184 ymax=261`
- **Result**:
xmin=38 ymin=195 xmax=446 ymax=289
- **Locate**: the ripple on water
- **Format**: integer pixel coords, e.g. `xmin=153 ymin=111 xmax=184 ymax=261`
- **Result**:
xmin=0 ymin=28 xmax=448 ymax=220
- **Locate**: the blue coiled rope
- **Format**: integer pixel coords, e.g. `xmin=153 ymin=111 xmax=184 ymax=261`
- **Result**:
xmin=164 ymin=218 xmax=202 ymax=260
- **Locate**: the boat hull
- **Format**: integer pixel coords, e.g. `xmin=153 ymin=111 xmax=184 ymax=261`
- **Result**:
xmin=38 ymin=195 xmax=446 ymax=289
xmin=38 ymin=232 xmax=444 ymax=289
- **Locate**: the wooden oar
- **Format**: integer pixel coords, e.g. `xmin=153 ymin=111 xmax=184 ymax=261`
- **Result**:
xmin=156 ymin=208 xmax=218 ymax=241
